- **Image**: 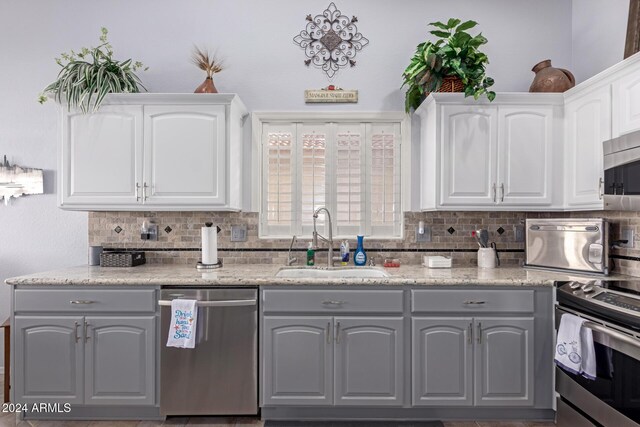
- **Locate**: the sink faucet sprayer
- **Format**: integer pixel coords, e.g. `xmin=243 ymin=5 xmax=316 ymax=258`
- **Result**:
xmin=312 ymin=207 xmax=342 ymax=267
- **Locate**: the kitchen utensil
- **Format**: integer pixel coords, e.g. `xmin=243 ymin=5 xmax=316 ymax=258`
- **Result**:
xmin=472 ymin=230 xmax=482 ymax=247
xmin=476 ymin=229 xmax=489 ymax=248
xmin=490 ymin=242 xmax=500 ymax=266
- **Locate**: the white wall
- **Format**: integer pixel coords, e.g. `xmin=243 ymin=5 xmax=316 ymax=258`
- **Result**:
xmin=0 ymin=0 xmax=573 ymax=363
xmin=572 ymin=0 xmax=630 ymax=83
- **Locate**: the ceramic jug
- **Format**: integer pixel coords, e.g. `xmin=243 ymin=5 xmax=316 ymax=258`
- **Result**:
xmin=529 ymin=59 xmax=575 ymax=93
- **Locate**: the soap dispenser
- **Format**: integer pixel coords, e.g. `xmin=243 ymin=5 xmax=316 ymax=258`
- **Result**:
xmin=354 ymin=235 xmax=367 ymax=266
xmin=306 ymin=242 xmax=315 ymax=266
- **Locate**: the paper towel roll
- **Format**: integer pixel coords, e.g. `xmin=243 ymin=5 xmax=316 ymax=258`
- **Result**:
xmin=202 ymin=225 xmax=218 ymax=265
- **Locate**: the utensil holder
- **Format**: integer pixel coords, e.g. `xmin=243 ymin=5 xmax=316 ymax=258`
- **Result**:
xmin=478 ymin=248 xmax=497 ymax=269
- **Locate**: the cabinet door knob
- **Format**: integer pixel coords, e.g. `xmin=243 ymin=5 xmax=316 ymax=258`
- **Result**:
xmin=598 ymin=177 xmax=604 ymax=200
xmin=326 ymin=322 xmax=331 ymax=344
xmin=74 ymin=321 xmax=80 ymax=343
xmin=84 ymin=321 xmax=90 ymax=343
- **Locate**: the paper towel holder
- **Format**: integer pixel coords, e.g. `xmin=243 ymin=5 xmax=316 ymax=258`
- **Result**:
xmin=196 ymin=259 xmax=223 ymax=270
xmin=197 ymin=223 xmax=223 ymax=270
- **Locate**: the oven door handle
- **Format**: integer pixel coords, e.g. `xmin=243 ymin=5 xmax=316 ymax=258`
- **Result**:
xmin=582 ymin=320 xmax=640 ymax=350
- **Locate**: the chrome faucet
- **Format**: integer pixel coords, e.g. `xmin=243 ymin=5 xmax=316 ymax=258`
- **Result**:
xmin=287 ymin=235 xmax=298 ymax=266
xmin=312 ymin=207 xmax=341 ymax=267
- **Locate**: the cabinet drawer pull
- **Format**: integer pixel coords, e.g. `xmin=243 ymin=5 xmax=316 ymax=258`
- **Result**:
xmin=335 ymin=321 xmax=341 ymax=344
xmin=70 ymin=300 xmax=95 ymax=305
xmin=492 ymin=183 xmax=497 ymax=203
xmin=74 ymin=321 xmax=80 ymax=343
xmin=477 ymin=322 xmax=482 ymax=344
xmin=143 ymin=182 xmax=149 ymax=201
xmin=322 ymin=300 xmax=346 ymax=306
xmin=463 ymin=300 xmax=486 ymax=305
xmin=326 ymin=322 xmax=331 ymax=344
xmin=500 ymin=183 xmax=505 ymax=202
xmin=599 ymin=177 xmax=604 ymax=200
xmin=468 ymin=322 xmax=473 ymax=345
xmin=84 ymin=321 xmax=90 ymax=343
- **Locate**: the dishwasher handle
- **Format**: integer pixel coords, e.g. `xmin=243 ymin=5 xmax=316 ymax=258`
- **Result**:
xmin=158 ymin=299 xmax=256 ymax=307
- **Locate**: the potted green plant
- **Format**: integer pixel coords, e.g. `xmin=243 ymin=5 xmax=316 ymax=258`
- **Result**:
xmin=39 ymin=28 xmax=147 ymax=112
xmin=402 ymin=18 xmax=496 ymax=112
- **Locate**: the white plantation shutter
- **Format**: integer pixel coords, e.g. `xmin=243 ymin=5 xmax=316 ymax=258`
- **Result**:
xmin=335 ymin=123 xmax=366 ymax=236
xmin=260 ymin=119 xmax=403 ymax=238
xmin=299 ymin=125 xmax=328 ymax=235
xmin=368 ymin=123 xmax=402 ymax=237
xmin=262 ymin=123 xmax=296 ymax=236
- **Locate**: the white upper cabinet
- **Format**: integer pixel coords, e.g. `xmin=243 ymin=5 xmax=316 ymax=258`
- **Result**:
xmin=59 ymin=94 xmax=247 ymax=211
xmin=143 ymin=105 xmax=226 ymax=206
xmin=61 ymin=105 xmax=143 ymax=207
xmin=418 ymin=94 xmax=563 ymax=211
xmin=612 ymin=66 xmax=640 ymax=137
xmin=440 ymin=105 xmax=498 ymax=207
xmin=564 ymin=86 xmax=611 ymax=209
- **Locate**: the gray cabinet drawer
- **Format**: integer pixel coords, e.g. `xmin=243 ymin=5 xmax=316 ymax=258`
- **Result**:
xmin=14 ymin=288 xmax=157 ymax=313
xmin=262 ymin=290 xmax=404 ymax=313
xmin=411 ymin=290 xmax=534 ymax=313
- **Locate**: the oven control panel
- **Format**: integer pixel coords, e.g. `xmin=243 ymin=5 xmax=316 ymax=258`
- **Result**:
xmin=593 ymin=292 xmax=640 ymax=312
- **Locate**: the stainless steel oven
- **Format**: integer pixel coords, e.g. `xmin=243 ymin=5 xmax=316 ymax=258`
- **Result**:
xmin=604 ymin=129 xmax=640 ymax=211
xmin=555 ymin=280 xmax=640 ymax=426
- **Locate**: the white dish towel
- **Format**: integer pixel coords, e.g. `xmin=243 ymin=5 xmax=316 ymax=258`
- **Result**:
xmin=166 ymin=299 xmax=198 ymax=349
xmin=555 ymin=313 xmax=596 ymax=379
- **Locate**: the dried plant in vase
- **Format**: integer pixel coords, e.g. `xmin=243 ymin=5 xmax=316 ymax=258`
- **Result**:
xmin=192 ymin=46 xmax=224 ymax=93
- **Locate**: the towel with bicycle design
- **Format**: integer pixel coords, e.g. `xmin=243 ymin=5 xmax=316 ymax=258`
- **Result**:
xmin=555 ymin=313 xmax=596 ymax=379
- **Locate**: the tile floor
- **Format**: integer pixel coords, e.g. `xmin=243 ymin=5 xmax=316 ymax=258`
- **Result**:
xmin=0 ymin=375 xmax=555 ymax=427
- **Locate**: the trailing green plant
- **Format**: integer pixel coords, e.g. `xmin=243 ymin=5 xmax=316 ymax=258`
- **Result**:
xmin=39 ymin=28 xmax=148 ymax=112
xmin=402 ymin=18 xmax=496 ymax=112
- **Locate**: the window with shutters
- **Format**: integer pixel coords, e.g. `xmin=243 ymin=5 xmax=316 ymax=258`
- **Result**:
xmin=257 ymin=114 xmax=408 ymax=239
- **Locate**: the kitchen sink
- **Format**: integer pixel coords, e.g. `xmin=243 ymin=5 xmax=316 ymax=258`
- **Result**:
xmin=275 ymin=267 xmax=390 ymax=278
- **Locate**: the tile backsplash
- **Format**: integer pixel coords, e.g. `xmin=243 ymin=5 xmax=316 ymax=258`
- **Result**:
xmin=88 ymin=210 xmax=640 ymax=276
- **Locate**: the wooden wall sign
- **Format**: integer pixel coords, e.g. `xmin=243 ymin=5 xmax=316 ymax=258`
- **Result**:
xmin=305 ymin=86 xmax=358 ymax=103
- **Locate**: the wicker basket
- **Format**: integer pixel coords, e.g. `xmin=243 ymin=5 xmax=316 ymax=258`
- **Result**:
xmin=437 ymin=76 xmax=465 ymax=93
xmin=100 ymin=251 xmax=146 ymax=267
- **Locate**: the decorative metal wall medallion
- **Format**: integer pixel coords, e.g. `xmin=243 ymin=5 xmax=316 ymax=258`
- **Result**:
xmin=293 ymin=2 xmax=369 ymax=78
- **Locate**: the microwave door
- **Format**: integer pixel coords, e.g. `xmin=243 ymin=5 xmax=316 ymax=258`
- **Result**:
xmin=527 ymin=225 xmax=604 ymax=272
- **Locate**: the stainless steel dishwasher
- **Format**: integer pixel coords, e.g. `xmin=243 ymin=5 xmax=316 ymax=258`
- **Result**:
xmin=159 ymin=288 xmax=258 ymax=416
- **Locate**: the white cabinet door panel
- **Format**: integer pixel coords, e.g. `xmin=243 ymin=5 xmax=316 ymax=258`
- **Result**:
xmin=61 ymin=105 xmax=143 ymax=206
xmin=613 ymin=71 xmax=640 ymax=137
xmin=565 ymin=87 xmax=610 ymax=208
xmin=498 ymin=106 xmax=553 ymax=206
xmin=440 ymin=105 xmax=498 ymax=206
xmin=144 ymin=105 xmax=226 ymax=206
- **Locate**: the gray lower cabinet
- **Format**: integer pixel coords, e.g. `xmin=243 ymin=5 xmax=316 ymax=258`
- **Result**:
xmin=14 ymin=316 xmax=84 ymax=404
xmin=85 ymin=316 xmax=156 ymax=405
xmin=475 ymin=317 xmax=534 ymax=406
xmin=412 ymin=316 xmax=534 ymax=407
xmin=14 ymin=314 xmax=156 ymax=406
xmin=412 ymin=317 xmax=473 ymax=406
xmin=262 ymin=316 xmax=333 ymax=406
xmin=262 ymin=315 xmax=404 ymax=407
xmin=334 ymin=317 xmax=403 ymax=406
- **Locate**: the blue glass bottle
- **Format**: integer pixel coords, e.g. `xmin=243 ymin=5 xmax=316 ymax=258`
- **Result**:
xmin=354 ymin=235 xmax=367 ymax=266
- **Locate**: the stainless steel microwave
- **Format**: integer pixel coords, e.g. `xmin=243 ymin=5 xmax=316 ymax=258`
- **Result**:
xmin=603 ymin=128 xmax=640 ymax=210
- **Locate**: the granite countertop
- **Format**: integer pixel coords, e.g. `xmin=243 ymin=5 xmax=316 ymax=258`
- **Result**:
xmin=4 ymin=264 xmax=627 ymax=287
